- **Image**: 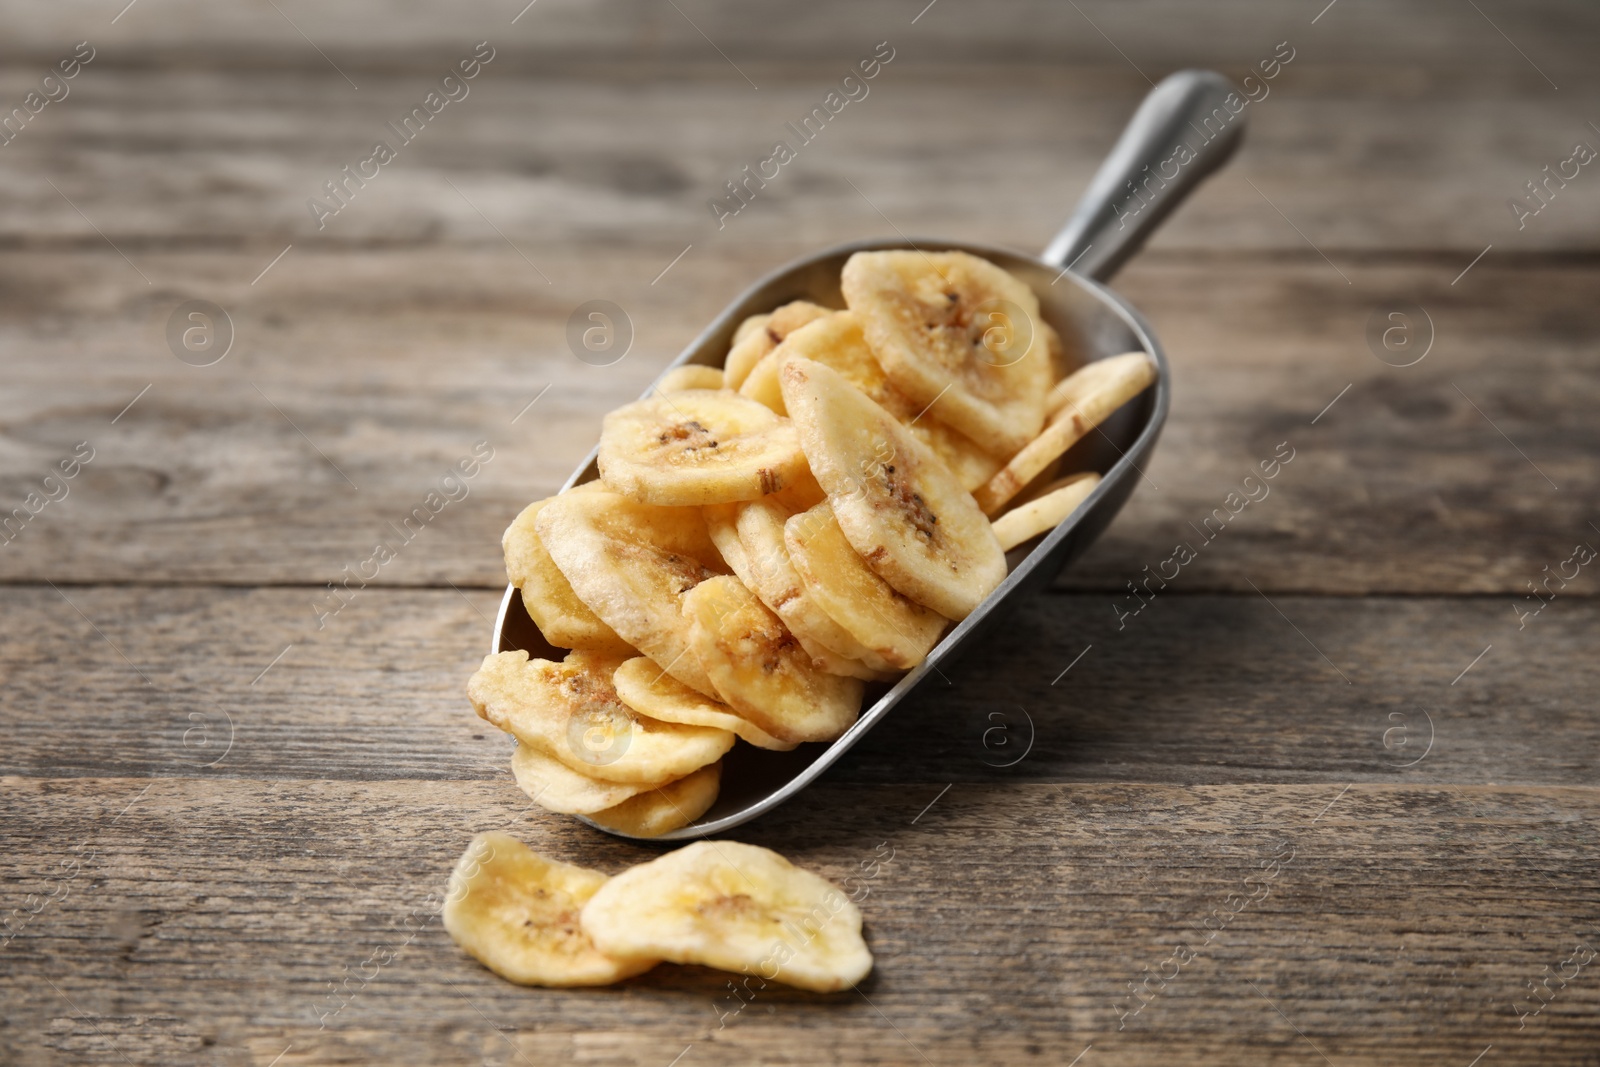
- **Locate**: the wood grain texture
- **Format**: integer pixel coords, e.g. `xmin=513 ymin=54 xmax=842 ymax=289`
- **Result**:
xmin=2 ymin=585 xmax=1595 ymax=788
xmin=3 ymin=1 xmax=1597 ymax=1063
xmin=2 ymin=66 xmax=1598 ymax=254
xmin=2 ymin=776 xmax=1597 ymax=1066
xmin=1 ymin=0 xmax=1596 ymax=89
xmin=2 ymin=252 xmax=1593 ymax=592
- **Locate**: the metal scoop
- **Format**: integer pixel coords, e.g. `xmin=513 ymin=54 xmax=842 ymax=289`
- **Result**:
xmin=493 ymin=70 xmax=1247 ymax=839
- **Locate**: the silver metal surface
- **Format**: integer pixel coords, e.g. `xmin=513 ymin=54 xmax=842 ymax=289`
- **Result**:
xmin=1043 ymin=69 xmax=1246 ymax=281
xmin=491 ymin=70 xmax=1246 ymax=840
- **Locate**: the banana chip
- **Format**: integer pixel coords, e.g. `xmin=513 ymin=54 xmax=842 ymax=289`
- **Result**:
xmin=733 ymin=497 xmax=898 ymax=680
xmin=598 ymin=390 xmax=810 ymax=507
xmin=841 ymin=249 xmax=1051 ymax=456
xmin=537 ymin=489 xmax=727 ymax=696
xmin=613 ymin=656 xmax=796 ymax=751
xmin=732 ymin=312 xmax=771 ymax=348
xmin=744 ymin=312 xmax=1001 ymax=491
xmin=784 ymin=502 xmax=947 ymax=671
xmin=580 ymin=840 xmax=872 ymax=993
xmin=781 ymin=356 xmax=1006 ymax=620
xmin=585 ymin=761 xmax=723 ymax=838
xmin=767 ymin=464 xmax=828 ymax=514
xmin=443 ymin=832 xmax=656 ymax=987
xmin=468 ymin=650 xmax=734 ymax=784
xmin=707 ymin=498 xmax=879 ymax=680
xmin=509 ymin=742 xmax=655 ymax=815
xmin=724 ymin=300 xmax=832 ymax=389
xmin=682 ymin=575 xmax=863 ymax=744
xmin=503 ymin=496 xmax=634 ymax=656
xmin=702 ymin=501 xmax=754 ymax=583
xmin=975 ymin=351 xmax=1156 ymax=515
xmin=655 ymin=365 xmax=725 ymax=393
xmin=992 ymin=472 xmax=1100 ymax=551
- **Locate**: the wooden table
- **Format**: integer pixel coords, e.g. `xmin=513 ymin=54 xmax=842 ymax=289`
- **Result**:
xmin=3 ymin=2 xmax=1597 ymax=1063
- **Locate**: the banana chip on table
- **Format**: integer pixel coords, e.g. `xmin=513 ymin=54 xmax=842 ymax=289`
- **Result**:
xmin=975 ymin=350 xmax=1157 ymax=515
xmin=742 ymin=311 xmax=1002 ymax=491
xmin=585 ymin=761 xmax=723 ymax=838
xmin=682 ymin=575 xmax=864 ymax=744
xmin=612 ymin=655 xmax=796 ymax=751
xmin=468 ymin=649 xmax=735 ymax=784
xmin=723 ymin=300 xmax=832 ymax=389
xmin=580 ymin=840 xmax=873 ymax=993
xmin=841 ymin=249 xmax=1052 ymax=456
xmin=503 ymin=495 xmax=634 ymax=657
xmin=780 ymin=356 xmax=1006 ymax=621
xmin=443 ymin=832 xmax=657 ymax=987
xmin=784 ymin=502 xmax=947 ymax=671
xmin=537 ymin=488 xmax=727 ymax=697
xmin=598 ymin=390 xmax=810 ymax=507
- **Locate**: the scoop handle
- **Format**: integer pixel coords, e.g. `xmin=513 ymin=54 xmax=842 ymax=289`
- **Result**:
xmin=1042 ymin=69 xmax=1246 ymax=282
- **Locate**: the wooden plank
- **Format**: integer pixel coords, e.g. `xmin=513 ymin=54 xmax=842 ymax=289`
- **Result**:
xmin=3 ymin=586 xmax=1595 ymax=786
xmin=2 ymin=776 xmax=1596 ymax=1065
xmin=1 ymin=252 xmax=1593 ymax=592
xmin=1 ymin=0 xmax=1595 ymax=85
xmin=1 ymin=65 xmax=1597 ymax=254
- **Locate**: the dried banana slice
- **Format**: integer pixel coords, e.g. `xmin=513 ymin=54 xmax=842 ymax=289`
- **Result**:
xmin=732 ymin=312 xmax=771 ymax=347
xmin=784 ymin=502 xmax=947 ymax=671
xmin=580 ymin=840 xmax=872 ymax=993
xmin=443 ymin=832 xmax=656 ymax=987
xmin=682 ymin=575 xmax=864 ymax=744
xmin=841 ymin=249 xmax=1051 ymax=456
xmin=780 ymin=357 xmax=1006 ymax=621
xmin=537 ymin=489 xmax=726 ymax=696
xmin=738 ymin=345 xmax=793 ymax=415
xmin=975 ymin=351 xmax=1157 ymax=515
xmin=723 ymin=300 xmax=832 ymax=389
xmin=769 ymin=464 xmax=828 ymax=514
xmin=468 ymin=650 xmax=734 ymax=784
xmin=655 ymin=364 xmax=725 ymax=393
xmin=734 ymin=497 xmax=899 ymax=679
xmin=598 ymin=390 xmax=809 ymax=507
xmin=743 ymin=313 xmax=1003 ymax=490
xmin=706 ymin=498 xmax=875 ymax=679
xmin=702 ymin=502 xmax=754 ymax=584
xmin=586 ymin=761 xmax=723 ymax=838
xmin=1042 ymin=319 xmax=1074 ymax=383
xmin=747 ymin=315 xmax=994 ymax=483
xmin=613 ymin=656 xmax=796 ymax=751
xmin=909 ymin=417 xmax=1004 ymax=494
xmin=503 ymin=496 xmax=633 ymax=656
xmin=1044 ymin=348 xmax=1154 ymax=420
xmin=992 ymin=472 xmax=1101 ymax=551
xmin=509 ymin=742 xmax=655 ymax=815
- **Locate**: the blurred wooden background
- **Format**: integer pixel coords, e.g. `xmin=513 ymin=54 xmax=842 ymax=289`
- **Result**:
xmin=1 ymin=1 xmax=1597 ymax=1064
